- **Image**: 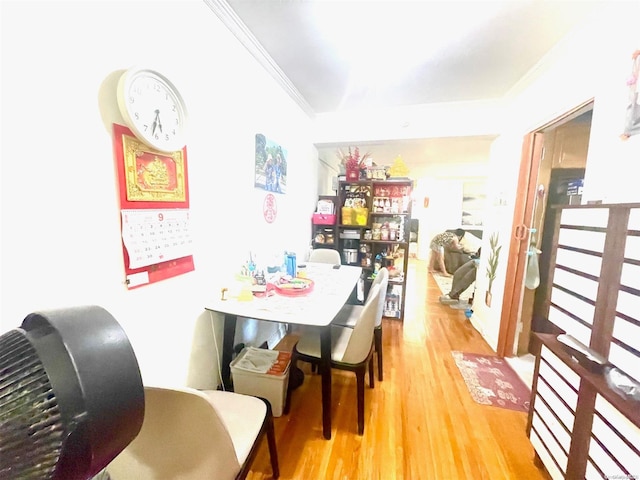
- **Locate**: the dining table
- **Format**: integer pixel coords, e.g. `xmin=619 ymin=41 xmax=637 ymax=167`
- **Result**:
xmin=205 ymin=261 xmax=362 ymax=439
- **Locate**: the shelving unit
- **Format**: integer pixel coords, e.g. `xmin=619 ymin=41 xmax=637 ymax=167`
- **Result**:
xmin=311 ymin=195 xmax=339 ymax=251
xmin=336 ymin=179 xmax=413 ymax=320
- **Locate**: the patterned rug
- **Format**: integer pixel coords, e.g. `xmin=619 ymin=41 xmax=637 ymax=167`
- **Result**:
xmin=451 ymin=352 xmax=531 ymax=413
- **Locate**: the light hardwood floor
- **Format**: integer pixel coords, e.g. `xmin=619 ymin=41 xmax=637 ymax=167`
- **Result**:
xmin=246 ymin=259 xmax=550 ymax=480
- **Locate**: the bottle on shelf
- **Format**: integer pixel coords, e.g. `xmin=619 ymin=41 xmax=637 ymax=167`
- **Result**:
xmin=374 ymin=253 xmax=382 ymax=274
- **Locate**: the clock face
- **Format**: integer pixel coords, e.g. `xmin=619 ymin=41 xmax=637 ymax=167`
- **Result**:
xmin=117 ymin=68 xmax=187 ymax=152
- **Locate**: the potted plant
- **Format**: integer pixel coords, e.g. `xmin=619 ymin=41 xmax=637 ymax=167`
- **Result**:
xmin=485 ymin=232 xmax=501 ymax=307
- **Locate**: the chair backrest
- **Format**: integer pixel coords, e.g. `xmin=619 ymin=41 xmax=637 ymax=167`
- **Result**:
xmin=106 ymin=386 xmax=240 ymax=480
xmin=368 ymin=268 xmax=389 ymax=328
xmin=309 ymin=248 xmax=341 ymax=264
xmin=341 ymin=283 xmax=382 ymax=364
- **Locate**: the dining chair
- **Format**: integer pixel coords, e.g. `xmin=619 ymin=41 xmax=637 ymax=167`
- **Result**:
xmin=332 ymin=267 xmax=389 ymax=381
xmin=106 ymin=386 xmax=279 ymax=480
xmin=288 ymin=283 xmax=382 ymax=435
xmin=308 ymin=248 xmax=341 ymax=264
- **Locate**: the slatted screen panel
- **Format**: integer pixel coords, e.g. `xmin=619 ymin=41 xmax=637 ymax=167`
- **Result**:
xmin=586 ymin=395 xmax=640 ymax=479
xmin=548 ymin=208 xmax=608 ymax=346
xmin=609 ymin=207 xmax=640 ymax=384
xmin=531 ymin=204 xmax=640 ymax=480
xmin=529 ymin=346 xmax=581 ymax=480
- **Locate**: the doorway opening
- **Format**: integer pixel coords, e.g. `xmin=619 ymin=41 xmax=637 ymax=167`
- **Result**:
xmin=498 ymin=101 xmax=593 ymax=359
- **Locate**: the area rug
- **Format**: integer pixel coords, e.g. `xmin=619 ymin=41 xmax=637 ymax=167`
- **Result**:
xmin=451 ymin=351 xmax=531 ymax=413
xmin=431 ymin=272 xmax=474 ymax=303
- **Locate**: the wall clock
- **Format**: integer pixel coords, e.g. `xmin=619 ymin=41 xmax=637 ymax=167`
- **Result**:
xmin=116 ymin=67 xmax=188 ymax=152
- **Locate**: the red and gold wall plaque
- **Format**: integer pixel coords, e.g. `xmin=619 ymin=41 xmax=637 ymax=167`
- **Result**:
xmin=122 ymin=134 xmax=186 ymax=202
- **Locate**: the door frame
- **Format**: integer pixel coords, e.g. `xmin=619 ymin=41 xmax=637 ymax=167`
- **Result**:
xmin=496 ymin=100 xmax=594 ymax=357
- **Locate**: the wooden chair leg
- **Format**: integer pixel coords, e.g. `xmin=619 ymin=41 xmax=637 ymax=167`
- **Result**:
xmin=368 ymin=356 xmax=374 ymax=388
xmin=374 ymin=327 xmax=383 ymax=381
xmin=265 ymin=412 xmax=280 ymax=478
xmin=356 ymin=368 xmax=365 ymax=435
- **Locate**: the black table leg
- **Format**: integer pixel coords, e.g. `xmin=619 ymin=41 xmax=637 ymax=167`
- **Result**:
xmin=221 ymin=313 xmax=237 ymax=390
xmin=320 ymin=326 xmax=332 ymax=439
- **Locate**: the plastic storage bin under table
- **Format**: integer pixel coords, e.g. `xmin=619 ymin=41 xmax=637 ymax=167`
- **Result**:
xmin=230 ymin=347 xmax=291 ymax=417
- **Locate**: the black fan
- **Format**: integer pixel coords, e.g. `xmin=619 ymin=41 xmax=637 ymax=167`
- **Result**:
xmin=0 ymin=305 xmax=145 ymax=479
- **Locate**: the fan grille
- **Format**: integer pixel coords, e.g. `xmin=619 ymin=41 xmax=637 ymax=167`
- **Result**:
xmin=0 ymin=330 xmax=65 ymax=479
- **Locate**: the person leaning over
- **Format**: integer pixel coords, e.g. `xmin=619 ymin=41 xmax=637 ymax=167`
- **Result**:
xmin=428 ymin=228 xmax=465 ymax=276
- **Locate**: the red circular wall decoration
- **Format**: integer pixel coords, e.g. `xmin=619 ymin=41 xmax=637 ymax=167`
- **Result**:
xmin=263 ymin=193 xmax=277 ymax=223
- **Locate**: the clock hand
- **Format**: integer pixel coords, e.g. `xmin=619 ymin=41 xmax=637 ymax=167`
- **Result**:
xmin=153 ymin=109 xmax=163 ymax=134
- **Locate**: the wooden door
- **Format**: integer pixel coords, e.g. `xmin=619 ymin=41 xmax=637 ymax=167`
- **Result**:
xmin=496 ymin=133 xmax=544 ymax=357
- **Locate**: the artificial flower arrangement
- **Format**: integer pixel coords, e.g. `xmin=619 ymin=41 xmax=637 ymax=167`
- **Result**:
xmin=337 ymin=146 xmax=371 ymax=179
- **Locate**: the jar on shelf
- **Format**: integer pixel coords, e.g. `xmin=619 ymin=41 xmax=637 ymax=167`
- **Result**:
xmin=388 ymin=222 xmax=398 ymax=240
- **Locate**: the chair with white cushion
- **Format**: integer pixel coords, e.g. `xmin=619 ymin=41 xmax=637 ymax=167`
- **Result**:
xmin=106 ymin=386 xmax=279 ymax=480
xmin=308 ymin=248 xmax=341 ymax=264
xmin=288 ymin=283 xmax=382 ymax=435
xmin=332 ymin=267 xmax=389 ymax=381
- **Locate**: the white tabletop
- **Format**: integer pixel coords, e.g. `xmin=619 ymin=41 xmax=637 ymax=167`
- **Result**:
xmin=206 ymin=263 xmax=362 ymax=326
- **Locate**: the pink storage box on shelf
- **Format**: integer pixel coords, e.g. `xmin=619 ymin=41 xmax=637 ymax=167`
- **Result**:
xmin=312 ymin=213 xmax=336 ymax=225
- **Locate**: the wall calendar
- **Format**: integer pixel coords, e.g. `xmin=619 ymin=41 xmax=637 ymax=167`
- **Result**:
xmin=121 ymin=209 xmax=192 ymax=269
xmin=113 ymin=124 xmax=194 ymax=289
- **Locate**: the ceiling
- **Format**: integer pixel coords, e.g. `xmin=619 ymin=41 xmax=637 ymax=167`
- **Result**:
xmin=221 ymin=0 xmax=599 ymax=174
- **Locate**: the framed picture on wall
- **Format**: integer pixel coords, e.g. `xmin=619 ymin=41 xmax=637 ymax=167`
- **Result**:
xmin=462 ymin=181 xmax=487 ymax=226
xmin=254 ymin=133 xmax=287 ymax=194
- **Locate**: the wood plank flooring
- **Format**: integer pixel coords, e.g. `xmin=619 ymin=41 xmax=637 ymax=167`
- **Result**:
xmin=246 ymin=259 xmax=550 ymax=479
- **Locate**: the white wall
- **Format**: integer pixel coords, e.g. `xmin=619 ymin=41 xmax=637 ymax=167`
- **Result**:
xmin=471 ymin=1 xmax=640 ymax=350
xmin=0 ymin=1 xmax=318 ymax=388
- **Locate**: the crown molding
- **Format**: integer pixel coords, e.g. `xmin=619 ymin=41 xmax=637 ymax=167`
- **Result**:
xmin=204 ymin=0 xmax=315 ymax=118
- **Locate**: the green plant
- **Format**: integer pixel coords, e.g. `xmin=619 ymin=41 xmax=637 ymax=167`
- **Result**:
xmin=486 ymin=232 xmax=501 ymax=293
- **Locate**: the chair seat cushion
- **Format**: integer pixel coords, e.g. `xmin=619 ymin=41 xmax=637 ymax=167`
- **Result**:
xmin=331 ymin=304 xmax=363 ymax=328
xmin=294 ymin=325 xmax=354 ymax=362
xmin=202 ymin=390 xmax=266 ymax=466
